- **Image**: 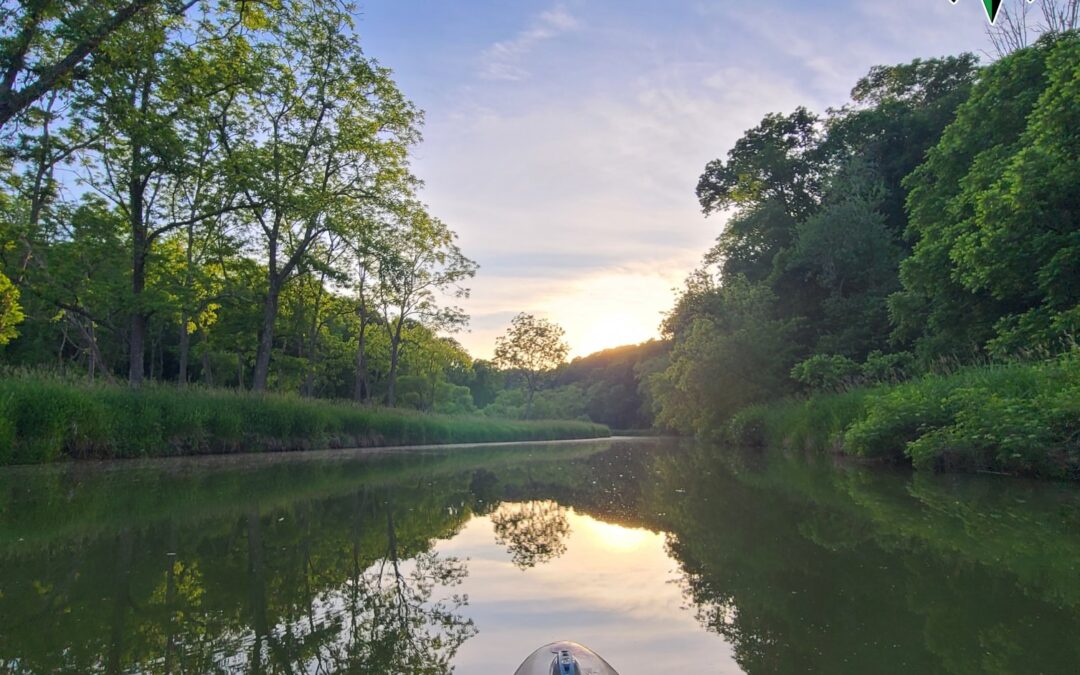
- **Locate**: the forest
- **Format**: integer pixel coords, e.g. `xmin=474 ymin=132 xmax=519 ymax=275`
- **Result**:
xmin=0 ymin=1 xmax=483 ymax=403
xmin=645 ymin=15 xmax=1080 ymax=477
xmin=0 ymin=2 xmax=659 ymax=430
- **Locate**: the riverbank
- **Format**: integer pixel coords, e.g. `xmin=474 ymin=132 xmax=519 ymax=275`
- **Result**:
xmin=725 ymin=354 xmax=1080 ymax=480
xmin=0 ymin=376 xmax=609 ymax=465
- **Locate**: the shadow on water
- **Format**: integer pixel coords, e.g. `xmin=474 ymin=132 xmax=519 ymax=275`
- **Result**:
xmin=0 ymin=438 xmax=1078 ymax=673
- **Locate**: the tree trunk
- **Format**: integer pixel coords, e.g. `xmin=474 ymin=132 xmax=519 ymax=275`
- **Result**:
xmin=177 ymin=313 xmax=190 ymax=386
xmin=149 ymin=335 xmax=157 ymax=381
xmin=386 ymin=345 xmax=399 ymax=406
xmin=128 ymin=227 xmax=147 ymax=387
xmin=525 ymin=385 xmax=535 ymax=420
xmin=301 ymin=280 xmax=325 ymax=397
xmin=353 ymin=319 xmax=369 ymax=402
xmin=385 ymin=324 xmax=403 ymax=407
xmin=201 ymin=349 xmax=214 ymax=387
xmin=251 ymin=278 xmax=281 ymax=392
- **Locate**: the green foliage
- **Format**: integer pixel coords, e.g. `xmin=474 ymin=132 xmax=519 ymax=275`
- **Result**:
xmin=894 ymin=32 xmax=1080 ymax=361
xmin=0 ymin=374 xmax=609 ymax=465
xmin=0 ymin=270 xmax=23 ymax=345
xmin=725 ymin=389 xmax=871 ymax=451
xmin=650 ymin=36 xmax=1080 ymax=482
xmin=726 ymin=354 xmax=1080 ymax=479
xmin=0 ymin=0 xmax=479 ymax=405
xmin=790 ymin=354 xmax=861 ymax=393
xmin=860 ymin=350 xmax=914 ymax=384
xmin=493 ymin=313 xmax=570 ymax=419
xmin=784 ymin=158 xmax=903 ymax=357
xmin=542 ymin=341 xmax=668 ymax=429
xmin=652 ymin=277 xmax=800 ymax=435
xmin=845 ymin=356 xmax=1080 ymax=477
xmin=651 ymin=52 xmax=980 ymax=443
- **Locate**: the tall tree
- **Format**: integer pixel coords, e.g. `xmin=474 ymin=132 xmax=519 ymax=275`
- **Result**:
xmin=220 ymin=0 xmax=421 ymax=391
xmin=375 ymin=208 xmax=475 ymax=406
xmin=697 ymin=108 xmax=821 ymax=285
xmin=493 ymin=313 xmax=569 ymax=419
xmin=76 ymin=3 xmax=247 ymax=385
xmin=892 ymin=33 xmax=1063 ymax=360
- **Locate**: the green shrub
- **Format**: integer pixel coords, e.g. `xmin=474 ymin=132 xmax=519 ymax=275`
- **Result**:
xmin=846 ymin=357 xmax=1079 ymax=477
xmin=791 ymin=354 xmax=861 ymax=393
xmin=727 ymin=354 xmax=1080 ymax=479
xmin=727 ymin=388 xmax=870 ymax=451
xmin=861 ymin=351 xmax=913 ymax=384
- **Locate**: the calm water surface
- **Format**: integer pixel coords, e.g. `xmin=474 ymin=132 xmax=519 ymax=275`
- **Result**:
xmin=1 ymin=438 xmax=1078 ymax=674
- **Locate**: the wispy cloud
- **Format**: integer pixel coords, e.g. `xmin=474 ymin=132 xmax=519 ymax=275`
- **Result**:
xmin=479 ymin=5 xmax=581 ymax=81
xmin=367 ymin=0 xmax=991 ymax=358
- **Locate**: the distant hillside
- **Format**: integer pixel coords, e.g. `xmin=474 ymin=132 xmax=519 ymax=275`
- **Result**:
xmin=552 ymin=340 xmax=670 ymax=429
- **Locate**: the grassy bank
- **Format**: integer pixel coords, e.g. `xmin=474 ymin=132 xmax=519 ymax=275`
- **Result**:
xmin=0 ymin=376 xmax=609 ymax=465
xmin=726 ymin=355 xmax=1080 ymax=479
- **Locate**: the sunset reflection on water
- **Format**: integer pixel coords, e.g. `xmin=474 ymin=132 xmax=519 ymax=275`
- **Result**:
xmin=442 ymin=504 xmax=740 ymax=675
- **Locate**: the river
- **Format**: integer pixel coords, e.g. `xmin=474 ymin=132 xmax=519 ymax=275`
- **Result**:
xmin=1 ymin=438 xmax=1077 ymax=674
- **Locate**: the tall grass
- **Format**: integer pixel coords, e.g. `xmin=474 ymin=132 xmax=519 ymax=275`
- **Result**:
xmin=0 ymin=375 xmax=610 ymax=465
xmin=725 ymin=388 xmax=872 ymax=452
xmin=724 ymin=354 xmax=1080 ymax=479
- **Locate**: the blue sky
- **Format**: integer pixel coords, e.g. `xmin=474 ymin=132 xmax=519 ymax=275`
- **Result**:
xmin=354 ymin=0 xmax=992 ymax=358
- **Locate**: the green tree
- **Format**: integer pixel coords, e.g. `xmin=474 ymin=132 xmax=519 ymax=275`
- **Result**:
xmin=374 ymin=208 xmax=475 ymax=406
xmin=222 ymin=0 xmax=422 ymax=391
xmin=0 ymin=0 xmax=210 ymax=128
xmin=493 ymin=313 xmax=569 ymax=419
xmin=892 ymin=33 xmax=1073 ymax=360
xmin=76 ymin=2 xmax=246 ymax=385
xmin=785 ymin=158 xmax=902 ymax=358
xmin=651 ymin=276 xmax=798 ymax=434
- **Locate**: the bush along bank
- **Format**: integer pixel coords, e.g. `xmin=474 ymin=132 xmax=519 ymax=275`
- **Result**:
xmin=0 ymin=376 xmax=610 ymax=465
xmin=725 ymin=355 xmax=1080 ymax=480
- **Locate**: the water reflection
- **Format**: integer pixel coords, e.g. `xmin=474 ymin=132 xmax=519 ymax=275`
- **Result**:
xmin=0 ymin=439 xmax=1078 ymax=674
xmin=491 ymin=500 xmax=570 ymax=569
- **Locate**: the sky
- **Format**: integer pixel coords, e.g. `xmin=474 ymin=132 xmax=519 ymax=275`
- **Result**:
xmin=354 ymin=0 xmax=992 ymax=359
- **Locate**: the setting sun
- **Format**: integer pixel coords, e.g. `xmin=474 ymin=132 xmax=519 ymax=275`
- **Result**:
xmin=530 ymin=268 xmax=685 ymax=358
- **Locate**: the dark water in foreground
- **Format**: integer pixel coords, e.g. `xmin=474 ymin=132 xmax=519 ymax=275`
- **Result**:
xmin=1 ymin=439 xmax=1078 ymax=674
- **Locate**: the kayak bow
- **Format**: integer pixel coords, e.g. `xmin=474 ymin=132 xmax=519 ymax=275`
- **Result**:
xmin=513 ymin=641 xmax=620 ymax=675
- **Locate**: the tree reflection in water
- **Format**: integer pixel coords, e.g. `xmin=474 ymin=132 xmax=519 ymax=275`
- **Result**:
xmin=3 ymin=439 xmax=1080 ymax=674
xmin=491 ymin=500 xmax=571 ymax=569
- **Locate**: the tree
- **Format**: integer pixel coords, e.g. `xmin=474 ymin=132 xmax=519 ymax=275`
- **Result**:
xmin=374 ymin=207 xmax=475 ymax=406
xmin=697 ymin=108 xmax=821 ymax=284
xmin=649 ymin=276 xmax=799 ymax=434
xmin=892 ymin=32 xmax=1069 ymax=360
xmin=76 ymin=2 xmax=248 ymax=385
xmin=220 ymin=0 xmax=421 ymax=391
xmin=493 ymin=313 xmax=569 ymax=419
xmin=491 ymin=500 xmax=570 ymax=569
xmin=959 ymin=32 xmax=1080 ymax=354
xmin=0 ymin=0 xmax=207 ymax=129
xmin=785 ymin=158 xmax=902 ymax=358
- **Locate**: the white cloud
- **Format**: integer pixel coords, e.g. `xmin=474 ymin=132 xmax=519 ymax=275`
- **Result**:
xmin=421 ymin=58 xmax=810 ymax=357
xmin=409 ymin=0 xmax=993 ymax=358
xmin=479 ymin=5 xmax=581 ymax=81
